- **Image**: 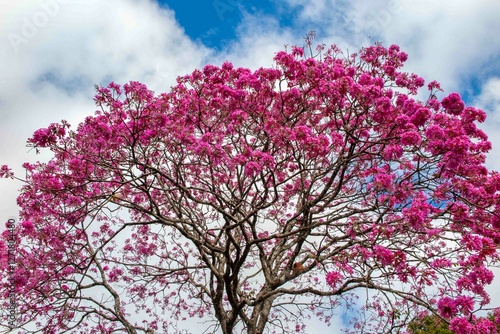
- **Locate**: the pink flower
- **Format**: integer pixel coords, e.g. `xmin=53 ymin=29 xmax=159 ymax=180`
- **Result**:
xmin=441 ymin=92 xmax=465 ymax=115
xmin=398 ymin=51 xmax=408 ymax=62
xmin=358 ymin=73 xmax=372 ymax=85
xmin=430 ymin=258 xmax=452 ymax=268
xmin=244 ymin=161 xmax=261 ymax=177
xmin=384 ymin=65 xmax=396 ymax=76
xmin=373 ymin=245 xmax=394 ymax=266
xmin=21 ymin=220 xmax=35 ymax=231
xmin=438 ymin=297 xmax=457 ymax=318
xmin=401 ymin=131 xmax=421 ymax=145
xmin=108 ymin=268 xmax=123 ymax=282
xmin=411 ymin=107 xmax=431 ymax=126
xmin=326 ymin=271 xmax=343 ymax=288
xmin=374 ymin=173 xmax=394 ymax=190
xmin=30 ymin=128 xmax=56 ymax=147
xmin=474 ymin=317 xmax=497 ymax=333
xmin=382 ymin=145 xmax=403 ymax=160
xmin=427 ymin=80 xmax=442 ymax=91
xmin=449 ymin=317 xmax=473 ymax=334
xmin=28 ymin=123 xmax=67 ymax=147
xmin=425 ymin=125 xmax=445 ymax=140
xmin=0 ymin=165 xmax=14 ymax=178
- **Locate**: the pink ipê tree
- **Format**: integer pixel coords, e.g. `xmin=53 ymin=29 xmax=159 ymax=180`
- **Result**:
xmin=1 ymin=41 xmax=500 ymax=334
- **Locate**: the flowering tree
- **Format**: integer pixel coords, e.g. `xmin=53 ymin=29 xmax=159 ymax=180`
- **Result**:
xmin=1 ymin=42 xmax=500 ymax=334
xmin=408 ymin=312 xmax=500 ymax=334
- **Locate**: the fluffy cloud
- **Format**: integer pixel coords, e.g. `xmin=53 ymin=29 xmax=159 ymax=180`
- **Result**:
xmin=0 ymin=0 xmax=212 ymax=222
xmin=281 ymin=0 xmax=500 ymax=92
xmin=474 ymin=77 xmax=500 ymax=170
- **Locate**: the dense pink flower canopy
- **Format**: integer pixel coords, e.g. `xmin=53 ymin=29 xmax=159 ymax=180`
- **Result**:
xmin=1 ymin=43 xmax=500 ymax=333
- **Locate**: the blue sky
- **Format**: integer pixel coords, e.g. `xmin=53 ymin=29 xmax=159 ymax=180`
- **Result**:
xmin=159 ymin=0 xmax=315 ymax=50
xmin=159 ymin=0 xmax=244 ymax=48
xmin=159 ymin=1 xmax=274 ymax=48
xmin=1 ymin=0 xmax=500 ymax=332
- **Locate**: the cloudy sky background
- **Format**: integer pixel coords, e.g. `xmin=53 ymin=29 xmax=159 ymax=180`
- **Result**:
xmin=1 ymin=0 xmax=500 ymax=331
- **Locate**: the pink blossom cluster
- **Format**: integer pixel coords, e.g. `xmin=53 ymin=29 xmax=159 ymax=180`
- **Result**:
xmin=1 ymin=42 xmax=499 ymax=333
xmin=0 ymin=164 xmax=14 ymax=178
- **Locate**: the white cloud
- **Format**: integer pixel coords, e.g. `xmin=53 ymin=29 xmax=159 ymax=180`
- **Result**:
xmin=209 ymin=12 xmax=296 ymax=69
xmin=280 ymin=0 xmax=500 ymax=93
xmin=281 ymin=0 xmax=330 ymax=22
xmin=383 ymin=1 xmax=500 ymax=92
xmin=474 ymin=77 xmax=500 ymax=170
xmin=0 ymin=0 xmax=212 ymax=224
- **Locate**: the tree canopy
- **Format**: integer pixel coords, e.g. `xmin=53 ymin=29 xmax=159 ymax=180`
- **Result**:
xmin=408 ymin=315 xmax=453 ymax=334
xmin=408 ymin=313 xmax=500 ymax=334
xmin=1 ymin=41 xmax=500 ymax=333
